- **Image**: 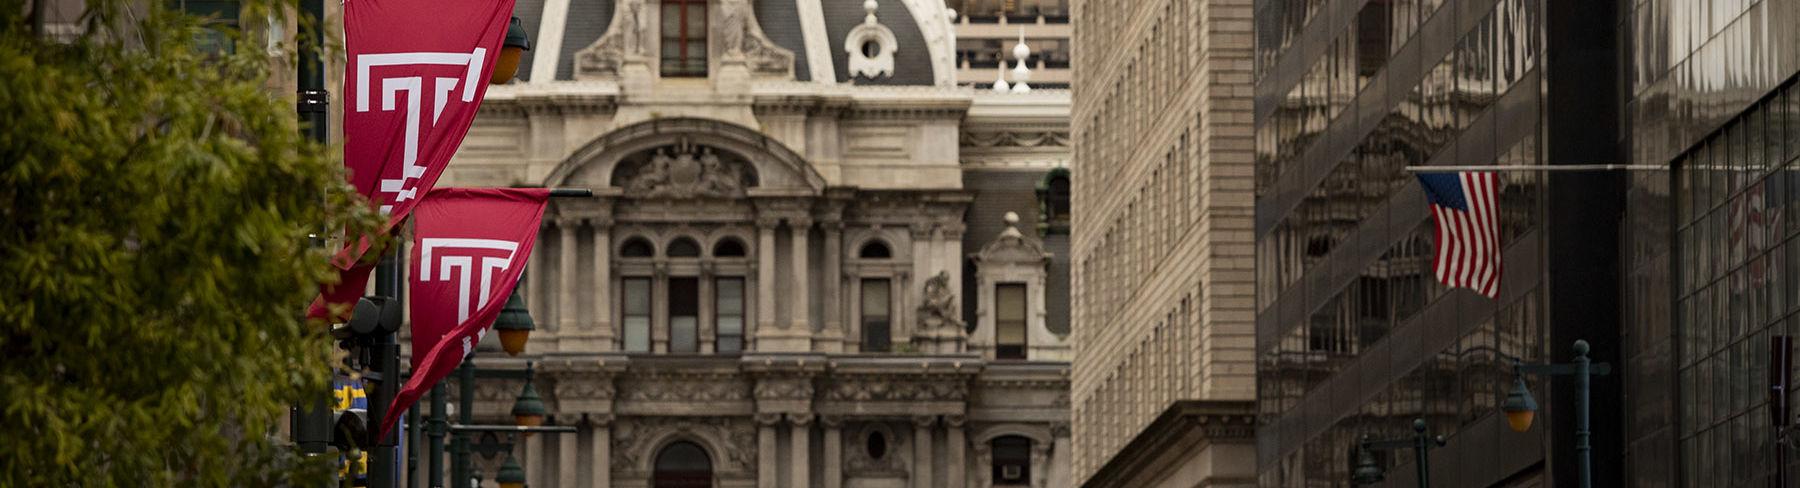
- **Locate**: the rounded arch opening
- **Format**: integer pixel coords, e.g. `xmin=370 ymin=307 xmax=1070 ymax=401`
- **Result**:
xmin=667 ymin=237 xmax=703 ymax=258
xmin=858 ymin=240 xmax=893 ymax=259
xmin=713 ymin=237 xmax=748 ymax=257
xmin=990 ymin=435 xmax=1033 ymax=486
xmin=621 ymin=237 xmax=657 ymax=258
xmin=653 ymin=440 xmax=713 ymax=488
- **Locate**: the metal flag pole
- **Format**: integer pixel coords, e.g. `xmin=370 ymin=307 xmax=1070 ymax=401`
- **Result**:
xmin=1405 ymin=164 xmax=1666 ymax=172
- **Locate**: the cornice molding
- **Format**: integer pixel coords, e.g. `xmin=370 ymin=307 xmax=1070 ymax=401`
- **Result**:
xmin=1082 ymin=400 xmax=1257 ymax=488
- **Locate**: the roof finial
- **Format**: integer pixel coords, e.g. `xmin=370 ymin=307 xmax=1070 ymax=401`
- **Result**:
xmin=1010 ymin=27 xmax=1032 ymax=92
xmin=992 ymin=60 xmax=1011 ymax=92
xmin=863 ymin=0 xmax=879 ymax=24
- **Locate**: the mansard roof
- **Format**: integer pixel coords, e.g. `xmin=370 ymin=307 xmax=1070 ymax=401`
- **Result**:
xmin=518 ymin=0 xmax=950 ymax=86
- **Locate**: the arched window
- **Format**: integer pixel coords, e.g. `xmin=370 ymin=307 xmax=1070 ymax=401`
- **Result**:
xmin=713 ymin=237 xmax=747 ymax=257
xmin=991 ymin=436 xmax=1032 ymax=485
xmin=660 ymin=0 xmax=708 ymax=77
xmin=859 ymin=240 xmax=892 ymax=259
xmin=667 ymin=237 xmax=702 ymax=257
xmin=865 ymin=430 xmax=889 ymax=460
xmin=621 ymin=237 xmax=657 ymax=258
xmin=653 ymin=441 xmax=713 ymax=488
xmin=1037 ymin=168 xmax=1071 ymax=233
xmin=1048 ymin=174 xmax=1070 ymax=216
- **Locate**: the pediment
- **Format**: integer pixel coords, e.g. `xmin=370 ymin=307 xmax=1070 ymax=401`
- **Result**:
xmin=973 ymin=227 xmax=1051 ymax=265
xmin=546 ymin=118 xmax=826 ymax=196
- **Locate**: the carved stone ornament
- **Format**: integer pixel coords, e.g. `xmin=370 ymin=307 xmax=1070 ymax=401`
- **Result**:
xmin=618 ymin=374 xmax=750 ymax=403
xmin=845 ymin=422 xmax=907 ymax=477
xmin=551 ymin=377 xmax=616 ymax=401
xmin=574 ymin=0 xmax=653 ymax=79
xmin=611 ymin=416 xmax=757 ymax=472
xmin=972 ymin=214 xmax=1052 ymax=267
xmin=752 ymin=377 xmax=816 ymax=401
xmin=843 ymin=0 xmax=898 ymax=79
xmin=612 ymin=141 xmax=755 ymax=199
xmin=823 ymin=376 xmax=969 ymax=402
xmin=916 ymin=271 xmax=964 ymax=330
xmin=960 ymin=130 xmax=1073 ymax=148
xmin=716 ymin=0 xmax=797 ymax=78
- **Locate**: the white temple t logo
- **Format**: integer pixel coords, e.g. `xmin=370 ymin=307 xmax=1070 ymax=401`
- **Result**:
xmin=355 ymin=49 xmax=489 ymax=214
xmin=419 ymin=237 xmax=517 ymax=326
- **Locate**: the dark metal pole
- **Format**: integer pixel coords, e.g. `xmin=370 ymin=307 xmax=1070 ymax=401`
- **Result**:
xmin=429 ymin=385 xmax=447 ymax=488
xmin=369 ymin=250 xmax=403 ymax=488
xmin=407 ymin=405 xmax=420 ymax=488
xmin=1413 ymin=420 xmax=1430 ymax=488
xmin=293 ymin=0 xmax=333 ymax=464
xmin=453 ymin=359 xmax=476 ymax=486
xmin=29 ymin=0 xmax=44 ymax=37
xmin=1575 ymin=340 xmax=1593 ymax=488
xmin=1772 ymin=336 xmax=1793 ymax=488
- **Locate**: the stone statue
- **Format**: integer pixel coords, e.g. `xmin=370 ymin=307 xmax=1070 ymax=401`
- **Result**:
xmin=917 ymin=271 xmax=962 ymax=330
xmin=709 ymin=0 xmax=796 ymax=78
xmin=698 ymin=148 xmax=744 ymax=197
xmin=622 ymin=0 xmax=648 ymax=55
xmin=719 ymin=0 xmax=750 ymax=56
xmin=626 ymin=149 xmax=672 ymax=195
xmin=619 ymin=144 xmax=749 ymax=198
xmin=573 ymin=0 xmax=653 ymax=78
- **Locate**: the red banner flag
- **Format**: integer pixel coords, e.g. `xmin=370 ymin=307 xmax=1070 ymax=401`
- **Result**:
xmin=377 ymin=188 xmax=549 ymax=438
xmin=313 ymin=0 xmax=517 ymax=320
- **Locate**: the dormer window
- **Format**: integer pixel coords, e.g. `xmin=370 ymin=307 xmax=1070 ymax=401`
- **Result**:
xmin=1037 ymin=168 xmax=1071 ymax=234
xmin=660 ymin=0 xmax=707 ymax=77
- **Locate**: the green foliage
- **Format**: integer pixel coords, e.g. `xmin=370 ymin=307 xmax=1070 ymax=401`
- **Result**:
xmin=0 ymin=1 xmax=380 ymax=485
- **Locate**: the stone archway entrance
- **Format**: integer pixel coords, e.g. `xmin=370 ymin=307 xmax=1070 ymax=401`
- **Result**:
xmin=652 ymin=441 xmax=713 ymax=488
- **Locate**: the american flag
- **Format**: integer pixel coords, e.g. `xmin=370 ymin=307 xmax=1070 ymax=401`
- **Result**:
xmin=1418 ymin=172 xmax=1501 ymax=298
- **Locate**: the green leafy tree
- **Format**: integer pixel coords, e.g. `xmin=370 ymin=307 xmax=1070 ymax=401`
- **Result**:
xmin=0 ymin=1 xmax=380 ymax=485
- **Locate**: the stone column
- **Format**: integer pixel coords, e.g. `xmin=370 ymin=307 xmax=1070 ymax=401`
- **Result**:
xmin=972 ymin=443 xmax=992 ymax=488
xmin=907 ymin=225 xmax=932 ymax=341
xmin=526 ymin=427 xmax=545 ymax=486
xmin=588 ymin=415 xmax=613 ymax=488
xmin=756 ymin=218 xmax=778 ymax=346
xmin=530 ymin=225 xmax=548 ymax=319
xmin=699 ymin=261 xmax=716 ymax=353
xmin=558 ymin=415 xmax=579 ymax=488
xmin=945 ymin=415 xmax=966 ymax=488
xmin=939 ymin=224 xmax=964 ymax=299
xmin=789 ymin=217 xmax=812 ymax=332
xmin=757 ymin=413 xmax=781 ymax=488
xmin=928 ymin=225 xmax=945 ymax=277
xmin=790 ymin=413 xmax=813 ymax=488
xmin=893 ymin=271 xmax=911 ymax=348
xmin=844 ymin=265 xmax=862 ymax=351
xmin=591 ymin=218 xmax=614 ymax=350
xmin=1030 ymin=440 xmax=1050 ymax=488
xmin=910 ymin=223 xmax=934 ymax=285
xmin=822 ymin=221 xmax=844 ymax=350
xmin=912 ymin=415 xmax=934 ymax=488
xmin=559 ymin=219 xmax=580 ymax=335
xmin=1049 ymin=423 xmax=1071 ymax=488
xmin=822 ymin=416 xmax=843 ymax=488
xmin=652 ymin=260 xmax=669 ymax=352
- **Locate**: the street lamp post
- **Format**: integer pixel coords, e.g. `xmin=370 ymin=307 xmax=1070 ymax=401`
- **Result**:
xmin=1350 ymin=419 xmax=1446 ymax=487
xmin=1499 ymin=340 xmax=1612 ymax=488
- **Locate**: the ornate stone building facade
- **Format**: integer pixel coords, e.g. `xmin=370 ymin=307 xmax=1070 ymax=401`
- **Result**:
xmin=407 ymin=1 xmax=1074 ymax=487
xmin=1067 ymin=0 xmax=1258 ymax=485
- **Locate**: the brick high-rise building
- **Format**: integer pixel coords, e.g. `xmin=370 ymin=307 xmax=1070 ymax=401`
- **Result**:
xmin=1067 ymin=0 xmax=1259 ymax=485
